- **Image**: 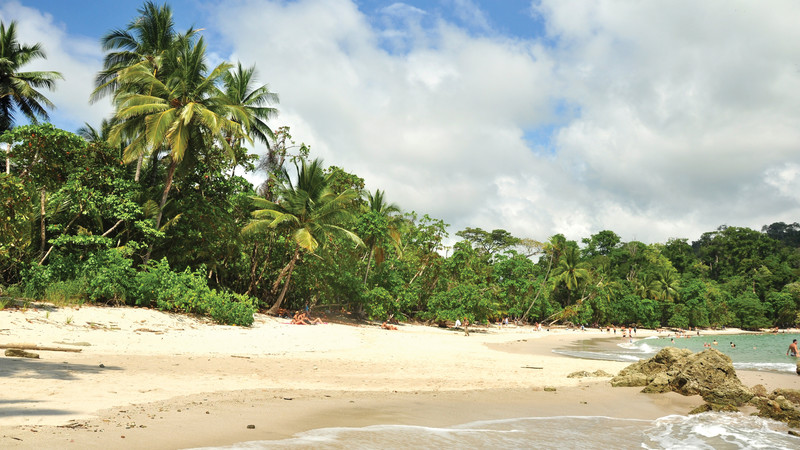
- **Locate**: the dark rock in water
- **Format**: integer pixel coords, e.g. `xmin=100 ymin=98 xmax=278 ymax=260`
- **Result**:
xmin=789 ymin=430 xmax=800 ymax=437
xmin=610 ymin=347 xmax=752 ymax=407
xmin=688 ymin=403 xmax=739 ymax=415
xmin=5 ymin=349 xmax=39 ymax=358
xmin=796 ymin=360 xmax=800 ymax=376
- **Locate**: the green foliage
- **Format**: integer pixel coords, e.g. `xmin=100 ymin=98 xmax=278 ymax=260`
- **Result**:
xmin=133 ymin=258 xmax=256 ymax=326
xmin=728 ymin=292 xmax=771 ymax=330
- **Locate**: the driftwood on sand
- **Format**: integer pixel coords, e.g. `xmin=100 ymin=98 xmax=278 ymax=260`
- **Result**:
xmin=0 ymin=343 xmax=82 ymax=353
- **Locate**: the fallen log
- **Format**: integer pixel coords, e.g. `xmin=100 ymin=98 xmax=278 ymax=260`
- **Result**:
xmin=0 ymin=344 xmax=82 ymax=353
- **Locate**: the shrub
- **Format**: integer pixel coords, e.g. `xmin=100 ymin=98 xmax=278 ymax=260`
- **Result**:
xmin=81 ymin=249 xmax=136 ymax=304
xmin=133 ymin=258 xmax=255 ymax=326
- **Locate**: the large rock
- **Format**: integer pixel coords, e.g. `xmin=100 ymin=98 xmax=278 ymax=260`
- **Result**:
xmin=671 ymin=348 xmax=753 ymax=406
xmin=610 ymin=347 xmax=752 ymax=407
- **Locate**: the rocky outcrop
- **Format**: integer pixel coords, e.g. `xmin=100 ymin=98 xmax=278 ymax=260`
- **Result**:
xmin=610 ymin=347 xmax=752 ymax=407
xmin=611 ymin=347 xmax=800 ymax=428
xmin=750 ymin=390 xmax=800 ymax=428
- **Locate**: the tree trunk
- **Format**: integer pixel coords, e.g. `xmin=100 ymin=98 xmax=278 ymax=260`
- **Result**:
xmin=5 ymin=142 xmax=10 ymax=174
xmin=521 ymin=252 xmax=553 ymax=323
xmin=143 ymin=158 xmax=177 ymax=265
xmin=363 ymin=247 xmax=374 ymax=284
xmin=134 ymin=154 xmax=143 ymax=182
xmin=267 ymin=248 xmax=301 ymax=315
xmin=39 ymin=188 xmax=46 ymax=257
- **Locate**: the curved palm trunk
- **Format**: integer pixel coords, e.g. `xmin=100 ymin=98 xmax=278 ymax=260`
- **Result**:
xmin=143 ymin=158 xmax=177 ymax=265
xmin=363 ymin=246 xmax=374 ymax=284
xmin=521 ymin=253 xmax=553 ymax=323
xmin=39 ymin=188 xmax=46 ymax=257
xmin=267 ymin=248 xmax=301 ymax=315
xmin=5 ymin=143 xmax=10 ymax=174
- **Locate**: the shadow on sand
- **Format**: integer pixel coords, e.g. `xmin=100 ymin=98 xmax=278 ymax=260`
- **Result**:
xmin=0 ymin=357 xmax=122 ymax=380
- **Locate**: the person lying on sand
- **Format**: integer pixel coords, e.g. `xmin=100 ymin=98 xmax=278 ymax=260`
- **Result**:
xmin=381 ymin=321 xmax=397 ymax=330
xmin=291 ymin=312 xmax=323 ymax=325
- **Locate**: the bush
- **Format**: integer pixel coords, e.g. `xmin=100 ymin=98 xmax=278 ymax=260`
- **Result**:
xmin=133 ymin=258 xmax=256 ymax=326
xmin=81 ymin=249 xmax=136 ymax=304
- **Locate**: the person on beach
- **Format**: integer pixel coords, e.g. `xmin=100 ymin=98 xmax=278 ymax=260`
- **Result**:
xmin=713 ymin=339 xmax=718 ymax=345
xmin=730 ymin=342 xmax=736 ymax=348
xmin=463 ymin=318 xmax=470 ymax=336
xmin=381 ymin=321 xmax=397 ymax=330
xmin=787 ymin=339 xmax=798 ymax=356
xmin=455 ymin=318 xmax=461 ymax=328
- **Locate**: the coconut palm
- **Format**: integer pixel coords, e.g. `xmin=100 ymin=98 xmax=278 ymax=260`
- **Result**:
xmin=360 ymin=189 xmax=402 ymax=283
xmin=110 ymin=35 xmax=249 ymax=262
xmin=222 ymin=62 xmax=279 ymax=148
xmin=551 ymin=246 xmax=590 ymax=303
xmin=0 ymin=20 xmax=62 ymax=131
xmin=243 ymin=158 xmax=363 ymax=315
xmin=653 ymin=268 xmax=680 ymax=302
xmin=0 ymin=20 xmax=62 ymax=173
xmin=93 ymin=1 xmax=196 ymax=181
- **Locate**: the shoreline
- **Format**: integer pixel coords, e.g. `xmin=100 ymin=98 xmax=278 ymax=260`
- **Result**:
xmin=1 ymin=304 xmax=799 ymax=448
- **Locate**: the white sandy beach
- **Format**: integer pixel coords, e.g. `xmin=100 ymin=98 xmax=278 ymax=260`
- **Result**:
xmin=1 ymin=304 xmax=797 ymax=449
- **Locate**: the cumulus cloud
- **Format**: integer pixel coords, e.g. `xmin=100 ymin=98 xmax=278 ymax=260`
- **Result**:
xmin=0 ymin=1 xmax=112 ymax=132
xmin=9 ymin=0 xmax=800 ymax=246
xmin=208 ymin=0 xmax=800 ymax=245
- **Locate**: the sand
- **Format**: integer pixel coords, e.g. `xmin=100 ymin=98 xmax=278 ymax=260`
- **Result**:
xmin=0 ymin=304 xmax=798 ymax=449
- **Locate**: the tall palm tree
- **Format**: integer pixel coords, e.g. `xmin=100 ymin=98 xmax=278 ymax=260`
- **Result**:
xmin=110 ymin=35 xmax=249 ymax=262
xmin=93 ymin=1 xmax=195 ymax=181
xmin=551 ymin=246 xmax=590 ymax=304
xmin=360 ymin=189 xmax=401 ymax=283
xmin=0 ymin=20 xmax=62 ymax=173
xmin=243 ymin=158 xmax=363 ymax=315
xmin=222 ymin=62 xmax=278 ymax=149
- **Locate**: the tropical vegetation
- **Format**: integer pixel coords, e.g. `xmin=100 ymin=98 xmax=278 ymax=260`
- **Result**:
xmin=1 ymin=4 xmax=799 ymax=330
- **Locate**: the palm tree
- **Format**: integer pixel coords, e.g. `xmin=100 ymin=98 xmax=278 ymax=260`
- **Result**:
xmin=0 ymin=20 xmax=62 ymax=173
xmin=222 ymin=62 xmax=279 ymax=149
xmin=551 ymin=246 xmax=590 ymax=304
xmin=243 ymin=158 xmax=363 ymax=315
xmin=360 ymin=189 xmax=401 ymax=283
xmin=93 ymin=1 xmax=195 ymax=181
xmin=653 ymin=268 xmax=680 ymax=302
xmin=110 ymin=35 xmax=249 ymax=262
xmin=77 ymin=118 xmax=114 ymax=143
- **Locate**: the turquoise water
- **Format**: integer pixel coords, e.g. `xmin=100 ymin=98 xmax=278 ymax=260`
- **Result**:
xmin=192 ymin=413 xmax=799 ymax=449
xmin=554 ymin=333 xmax=800 ymax=374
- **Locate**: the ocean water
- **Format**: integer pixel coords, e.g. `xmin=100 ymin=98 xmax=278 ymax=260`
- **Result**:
xmin=192 ymin=413 xmax=799 ymax=449
xmin=553 ymin=332 xmax=800 ymax=374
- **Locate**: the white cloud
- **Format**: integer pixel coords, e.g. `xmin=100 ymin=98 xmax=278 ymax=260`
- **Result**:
xmin=0 ymin=2 xmax=112 ymax=132
xmin=210 ymin=0 xmax=800 ymax=245
xmin=10 ymin=0 xmax=800 ymax=247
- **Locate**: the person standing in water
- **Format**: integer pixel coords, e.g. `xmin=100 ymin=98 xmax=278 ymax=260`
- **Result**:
xmin=788 ymin=339 xmax=799 ymax=357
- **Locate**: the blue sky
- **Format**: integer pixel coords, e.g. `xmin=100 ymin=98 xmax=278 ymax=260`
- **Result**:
xmin=3 ymin=0 xmax=800 ymax=246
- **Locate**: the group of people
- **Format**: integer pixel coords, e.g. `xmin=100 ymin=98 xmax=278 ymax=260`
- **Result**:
xmin=291 ymin=311 xmax=323 ymax=325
